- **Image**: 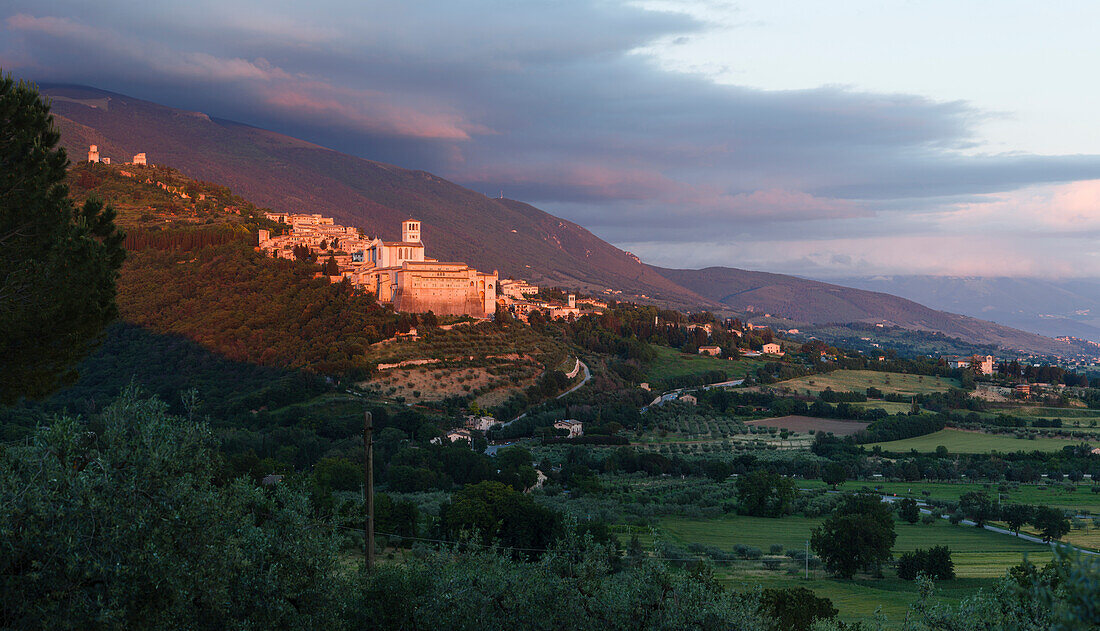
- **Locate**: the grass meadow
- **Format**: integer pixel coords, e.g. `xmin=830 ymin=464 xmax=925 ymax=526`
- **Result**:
xmin=798 ymin=479 xmax=1100 ymax=513
xmin=776 ymin=370 xmax=959 ymax=397
xmin=868 ymin=428 xmax=1081 ymax=454
xmin=653 ymin=514 xmax=1054 ymax=625
xmin=644 ymin=345 xmax=763 ymax=384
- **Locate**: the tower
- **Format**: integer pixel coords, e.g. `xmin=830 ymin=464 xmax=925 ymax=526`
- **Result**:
xmin=88 ymin=145 xmax=99 ymax=163
xmin=402 ymin=219 xmax=421 ymax=243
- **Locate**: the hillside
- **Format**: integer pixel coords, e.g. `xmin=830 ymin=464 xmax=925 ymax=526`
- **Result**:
xmin=44 ymin=84 xmax=706 ymax=308
xmin=654 ymin=265 xmax=1085 ymax=356
xmin=43 ymin=83 xmax=1091 ymax=357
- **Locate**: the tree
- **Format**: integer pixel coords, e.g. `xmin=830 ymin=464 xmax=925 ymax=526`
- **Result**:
xmin=1 ymin=74 xmax=125 ymax=404
xmin=821 ymin=462 xmax=847 ymax=488
xmin=439 ymin=480 xmax=559 ymax=556
xmin=758 ymin=587 xmax=838 ymax=631
xmin=897 ymin=497 xmax=920 ymax=524
xmin=1001 ymin=503 xmax=1034 ymax=536
xmin=1031 ymin=505 xmax=1070 ymax=542
xmin=959 ymin=491 xmax=996 ymax=527
xmin=737 ymin=470 xmax=796 ymax=517
xmin=897 ymin=546 xmax=955 ymax=581
xmin=322 ymin=254 xmax=340 ymax=276
xmin=810 ymin=493 xmax=896 ymax=579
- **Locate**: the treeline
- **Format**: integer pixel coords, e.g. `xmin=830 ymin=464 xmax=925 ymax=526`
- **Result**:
xmin=123 ymin=224 xmax=253 ymax=250
xmin=119 ymin=240 xmax=399 ymax=376
xmin=855 ymin=415 xmax=947 ymax=444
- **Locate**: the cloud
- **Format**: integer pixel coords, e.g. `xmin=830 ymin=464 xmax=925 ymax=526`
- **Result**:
xmin=3 ymin=1 xmax=1100 ymax=277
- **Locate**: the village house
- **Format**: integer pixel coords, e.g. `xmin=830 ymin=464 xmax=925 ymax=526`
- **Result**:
xmin=464 ymin=415 xmax=498 ymax=432
xmin=761 ymin=342 xmax=783 ymax=356
xmin=132 ymin=152 xmax=147 ymax=165
xmin=679 ymin=394 xmax=698 ymax=405
xmin=944 ymin=354 xmax=995 ymax=375
xmin=87 ymin=144 xmax=99 ymax=163
xmin=698 ymin=345 xmax=722 ymax=356
xmin=553 ymin=419 xmax=584 ymax=438
xmin=430 ymin=428 xmax=473 ymax=445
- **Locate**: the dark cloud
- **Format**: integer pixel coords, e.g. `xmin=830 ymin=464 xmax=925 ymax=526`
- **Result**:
xmin=3 ymin=0 xmax=1100 ymax=273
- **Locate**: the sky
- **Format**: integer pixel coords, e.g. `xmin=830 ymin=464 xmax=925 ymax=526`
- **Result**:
xmin=3 ymin=0 xmax=1100 ymax=278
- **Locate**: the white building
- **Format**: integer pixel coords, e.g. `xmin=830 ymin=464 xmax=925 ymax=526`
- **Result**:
xmin=553 ymin=420 xmax=583 ymax=438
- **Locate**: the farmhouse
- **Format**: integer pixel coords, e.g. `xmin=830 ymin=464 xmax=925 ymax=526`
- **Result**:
xmin=464 ymin=415 xmax=498 ymax=432
xmin=431 ymin=428 xmax=472 ymax=444
xmin=553 ymin=420 xmax=584 ymax=438
xmin=698 ymin=345 xmax=721 ymax=356
xmin=679 ymin=394 xmax=697 ymax=405
xmin=761 ymin=343 xmax=783 ymax=356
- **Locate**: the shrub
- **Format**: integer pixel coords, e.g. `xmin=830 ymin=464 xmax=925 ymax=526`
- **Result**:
xmin=897 ymin=546 xmax=955 ymax=581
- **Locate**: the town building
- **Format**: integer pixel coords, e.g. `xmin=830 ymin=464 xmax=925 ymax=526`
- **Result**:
xmin=132 ymin=153 xmax=147 ymax=165
xmin=498 ymin=278 xmax=539 ymax=300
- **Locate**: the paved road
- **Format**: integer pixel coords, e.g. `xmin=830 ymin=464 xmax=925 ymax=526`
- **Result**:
xmin=556 ymin=359 xmax=591 ymax=399
xmin=500 ymin=358 xmax=591 ymax=427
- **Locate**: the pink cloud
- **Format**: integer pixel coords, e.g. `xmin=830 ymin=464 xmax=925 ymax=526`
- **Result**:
xmin=455 ymin=162 xmax=682 ymax=200
xmin=260 ymin=84 xmax=482 ymax=140
xmin=938 ymin=179 xmax=1100 ymax=233
xmin=5 ymin=14 xmax=104 ymax=39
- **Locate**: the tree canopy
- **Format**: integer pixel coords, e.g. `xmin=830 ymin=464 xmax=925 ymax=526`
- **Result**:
xmin=0 ymin=74 xmax=125 ymax=403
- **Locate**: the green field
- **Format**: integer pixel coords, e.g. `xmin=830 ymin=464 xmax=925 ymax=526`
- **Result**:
xmin=657 ymin=514 xmax=1053 ymax=624
xmin=851 ymin=400 xmax=918 ymax=414
xmin=799 ymin=479 xmax=1100 ymax=513
xmin=868 ymin=428 xmax=1081 ymax=454
xmin=1000 ymin=405 xmax=1100 ymax=419
xmin=777 ymin=370 xmax=959 ymax=397
xmin=645 ymin=345 xmax=762 ymax=384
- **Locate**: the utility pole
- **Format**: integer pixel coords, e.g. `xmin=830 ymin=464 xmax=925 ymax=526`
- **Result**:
xmin=364 ymin=410 xmax=375 ymax=570
xmin=805 ymin=539 xmax=809 ymax=579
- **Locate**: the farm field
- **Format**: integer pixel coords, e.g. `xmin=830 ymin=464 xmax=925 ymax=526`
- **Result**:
xmin=657 ymin=514 xmax=1053 ymax=624
xmin=851 ymin=400 xmax=917 ymax=414
xmin=799 ymin=479 xmax=1100 ymax=513
xmin=776 ymin=370 xmax=959 ymax=396
xmin=746 ymin=416 xmax=868 ymax=436
xmin=868 ymin=428 xmax=1081 ymax=454
xmin=645 ymin=345 xmax=762 ymax=385
xmin=998 ymin=406 xmax=1100 ymax=419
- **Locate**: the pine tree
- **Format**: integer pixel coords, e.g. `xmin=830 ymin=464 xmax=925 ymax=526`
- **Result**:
xmin=0 ymin=74 xmax=125 ymax=403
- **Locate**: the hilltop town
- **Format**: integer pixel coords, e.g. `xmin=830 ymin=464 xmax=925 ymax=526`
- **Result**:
xmin=257 ymin=209 xmax=594 ymax=321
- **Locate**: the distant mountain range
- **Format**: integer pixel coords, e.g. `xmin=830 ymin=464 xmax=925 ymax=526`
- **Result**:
xmin=829 ymin=276 xmax=1100 ymax=341
xmin=651 ymin=267 xmax=1080 ymax=355
xmin=42 ymin=84 xmax=1087 ymax=357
